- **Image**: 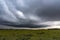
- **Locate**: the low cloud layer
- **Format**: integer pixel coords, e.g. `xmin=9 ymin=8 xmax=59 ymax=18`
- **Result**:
xmin=0 ymin=0 xmax=60 ymax=28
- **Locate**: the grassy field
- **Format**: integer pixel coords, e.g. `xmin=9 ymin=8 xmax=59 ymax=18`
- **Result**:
xmin=0 ymin=29 xmax=60 ymax=40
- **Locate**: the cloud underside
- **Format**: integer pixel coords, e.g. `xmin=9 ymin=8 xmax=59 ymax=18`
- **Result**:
xmin=0 ymin=0 xmax=60 ymax=28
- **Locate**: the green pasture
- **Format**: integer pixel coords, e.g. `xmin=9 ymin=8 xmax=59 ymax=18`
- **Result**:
xmin=0 ymin=29 xmax=60 ymax=40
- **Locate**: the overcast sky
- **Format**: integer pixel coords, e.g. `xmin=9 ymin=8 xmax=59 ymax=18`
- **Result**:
xmin=0 ymin=0 xmax=60 ymax=28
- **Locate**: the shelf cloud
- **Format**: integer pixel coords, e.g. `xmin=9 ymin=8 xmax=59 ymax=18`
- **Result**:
xmin=0 ymin=0 xmax=60 ymax=28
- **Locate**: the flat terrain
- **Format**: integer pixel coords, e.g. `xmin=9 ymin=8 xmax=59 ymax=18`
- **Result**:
xmin=0 ymin=29 xmax=60 ymax=40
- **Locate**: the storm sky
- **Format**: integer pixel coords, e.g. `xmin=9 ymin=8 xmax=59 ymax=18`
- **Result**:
xmin=0 ymin=0 xmax=60 ymax=28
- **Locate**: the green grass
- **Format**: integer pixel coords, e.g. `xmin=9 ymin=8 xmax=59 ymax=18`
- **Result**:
xmin=0 ymin=29 xmax=60 ymax=40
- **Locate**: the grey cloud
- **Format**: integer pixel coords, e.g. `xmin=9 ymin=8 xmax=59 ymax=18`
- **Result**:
xmin=0 ymin=0 xmax=60 ymax=28
xmin=36 ymin=0 xmax=60 ymax=21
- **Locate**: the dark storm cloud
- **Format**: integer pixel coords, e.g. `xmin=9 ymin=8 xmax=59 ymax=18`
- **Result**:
xmin=36 ymin=0 xmax=60 ymax=21
xmin=36 ymin=4 xmax=60 ymax=21
xmin=0 ymin=0 xmax=60 ymax=28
